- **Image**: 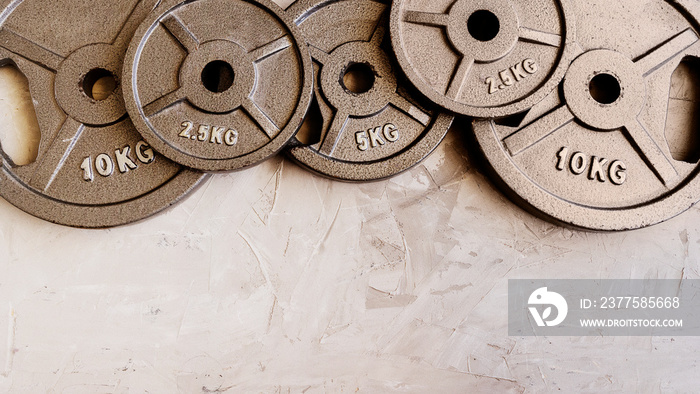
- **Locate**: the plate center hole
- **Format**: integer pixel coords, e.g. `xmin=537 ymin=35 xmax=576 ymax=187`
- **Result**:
xmin=468 ymin=10 xmax=500 ymax=42
xmin=342 ymin=63 xmax=375 ymax=94
xmin=82 ymin=68 xmax=117 ymax=101
xmin=589 ymin=73 xmax=621 ymax=104
xmin=201 ymin=60 xmax=235 ymax=93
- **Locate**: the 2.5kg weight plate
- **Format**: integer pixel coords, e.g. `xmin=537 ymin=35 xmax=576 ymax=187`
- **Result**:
xmin=285 ymin=0 xmax=454 ymax=182
xmin=390 ymin=0 xmax=577 ymax=118
xmin=0 ymin=0 xmax=206 ymax=228
xmin=123 ymin=0 xmax=313 ymax=172
xmin=473 ymin=0 xmax=700 ymax=231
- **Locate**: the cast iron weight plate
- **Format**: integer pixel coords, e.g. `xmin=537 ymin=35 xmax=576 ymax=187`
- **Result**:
xmin=284 ymin=0 xmax=454 ymax=182
xmin=473 ymin=0 xmax=700 ymax=231
xmin=0 ymin=0 xmax=206 ymax=228
xmin=390 ymin=0 xmax=577 ymax=118
xmin=123 ymin=0 xmax=313 ymax=172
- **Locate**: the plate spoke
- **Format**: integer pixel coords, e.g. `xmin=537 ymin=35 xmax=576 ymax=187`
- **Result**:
xmin=318 ymin=110 xmax=350 ymax=156
xmin=519 ymin=27 xmax=561 ymax=48
xmin=308 ymin=45 xmax=330 ymax=65
xmin=393 ymin=94 xmax=430 ymax=126
xmin=161 ymin=14 xmax=200 ymax=53
xmin=0 ymin=28 xmax=64 ymax=71
xmin=624 ymin=118 xmax=678 ymax=186
xmin=446 ymin=56 xmax=475 ymax=100
xmin=28 ymin=118 xmax=85 ymax=191
xmin=404 ymin=11 xmax=449 ymax=27
xmin=243 ymin=98 xmax=279 ymax=139
xmin=636 ymin=28 xmax=699 ymax=77
xmin=249 ymin=36 xmax=292 ymax=63
xmin=142 ymin=88 xmax=185 ymax=118
xmin=502 ymin=105 xmax=574 ymax=156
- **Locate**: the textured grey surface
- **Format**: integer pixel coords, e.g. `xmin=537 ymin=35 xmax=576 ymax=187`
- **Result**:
xmin=124 ymin=0 xmax=313 ymax=172
xmin=0 ymin=0 xmax=206 ymax=228
xmin=0 ymin=0 xmax=698 ymax=392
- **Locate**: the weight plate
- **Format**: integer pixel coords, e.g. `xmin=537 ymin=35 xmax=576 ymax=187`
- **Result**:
xmin=390 ymin=0 xmax=577 ymax=118
xmin=0 ymin=0 xmax=206 ymax=228
xmin=473 ymin=0 xmax=700 ymax=231
xmin=284 ymin=0 xmax=454 ymax=182
xmin=123 ymin=0 xmax=313 ymax=172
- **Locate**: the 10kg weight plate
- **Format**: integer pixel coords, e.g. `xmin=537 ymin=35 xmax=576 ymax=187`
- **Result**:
xmin=390 ymin=0 xmax=577 ymax=118
xmin=285 ymin=0 xmax=454 ymax=182
xmin=0 ymin=0 xmax=206 ymax=228
xmin=123 ymin=0 xmax=313 ymax=172
xmin=473 ymin=0 xmax=700 ymax=231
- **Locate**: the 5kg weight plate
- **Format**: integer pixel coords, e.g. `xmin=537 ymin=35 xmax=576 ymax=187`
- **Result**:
xmin=390 ymin=0 xmax=577 ymax=118
xmin=0 ymin=0 xmax=206 ymax=228
xmin=123 ymin=0 xmax=313 ymax=172
xmin=473 ymin=0 xmax=700 ymax=231
xmin=285 ymin=0 xmax=454 ymax=182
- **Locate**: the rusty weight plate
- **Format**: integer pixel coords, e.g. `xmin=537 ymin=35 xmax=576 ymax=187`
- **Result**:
xmin=390 ymin=0 xmax=577 ymax=118
xmin=0 ymin=0 xmax=206 ymax=228
xmin=473 ymin=0 xmax=700 ymax=231
xmin=284 ymin=0 xmax=454 ymax=182
xmin=123 ymin=0 xmax=313 ymax=172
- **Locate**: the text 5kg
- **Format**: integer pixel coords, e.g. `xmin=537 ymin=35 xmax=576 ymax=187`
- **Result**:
xmin=355 ymin=123 xmax=399 ymax=151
